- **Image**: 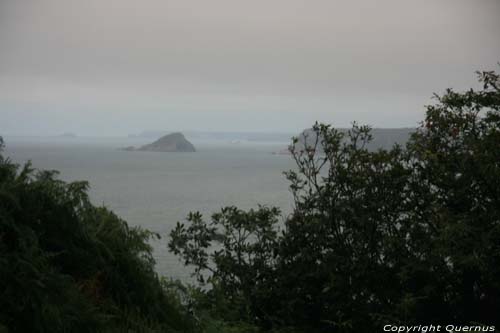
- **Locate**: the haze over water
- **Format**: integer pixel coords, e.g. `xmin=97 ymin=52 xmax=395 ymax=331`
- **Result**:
xmin=1 ymin=0 xmax=499 ymax=280
xmin=4 ymin=136 xmax=295 ymax=278
xmin=2 ymin=0 xmax=500 ymax=137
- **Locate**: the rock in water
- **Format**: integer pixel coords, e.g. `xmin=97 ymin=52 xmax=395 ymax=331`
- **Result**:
xmin=137 ymin=132 xmax=196 ymax=152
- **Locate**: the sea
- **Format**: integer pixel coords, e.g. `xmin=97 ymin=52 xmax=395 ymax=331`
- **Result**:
xmin=3 ymin=135 xmax=296 ymax=280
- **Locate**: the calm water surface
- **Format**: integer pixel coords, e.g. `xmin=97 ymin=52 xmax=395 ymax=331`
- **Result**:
xmin=4 ymin=136 xmax=295 ymax=279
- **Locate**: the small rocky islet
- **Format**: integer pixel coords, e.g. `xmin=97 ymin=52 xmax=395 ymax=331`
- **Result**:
xmin=123 ymin=132 xmax=196 ymax=152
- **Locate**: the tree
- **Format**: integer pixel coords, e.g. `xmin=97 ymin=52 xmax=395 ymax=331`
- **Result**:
xmin=170 ymin=68 xmax=500 ymax=332
xmin=0 ymin=140 xmax=197 ymax=332
xmin=407 ymin=70 xmax=500 ymax=322
xmin=169 ymin=206 xmax=281 ymax=327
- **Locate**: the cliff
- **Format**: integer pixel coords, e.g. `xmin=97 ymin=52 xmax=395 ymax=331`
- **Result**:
xmin=293 ymin=127 xmax=415 ymax=153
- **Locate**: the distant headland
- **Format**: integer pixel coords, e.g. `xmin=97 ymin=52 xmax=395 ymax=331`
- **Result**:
xmin=272 ymin=127 xmax=415 ymax=155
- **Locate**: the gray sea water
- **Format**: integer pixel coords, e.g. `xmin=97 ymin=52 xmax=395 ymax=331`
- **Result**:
xmin=3 ymin=136 xmax=295 ymax=280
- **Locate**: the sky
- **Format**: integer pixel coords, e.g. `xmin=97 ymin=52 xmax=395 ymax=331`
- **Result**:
xmin=1 ymin=0 xmax=499 ymax=136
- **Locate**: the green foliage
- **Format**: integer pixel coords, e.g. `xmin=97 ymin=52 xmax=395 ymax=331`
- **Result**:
xmin=169 ymin=206 xmax=281 ymax=326
xmin=0 ymin=143 xmax=197 ymax=332
xmin=2 ymin=67 xmax=498 ymax=332
xmin=170 ymin=69 xmax=500 ymax=331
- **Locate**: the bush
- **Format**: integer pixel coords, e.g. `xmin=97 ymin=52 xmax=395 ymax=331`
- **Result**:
xmin=0 ymin=141 xmax=197 ymax=332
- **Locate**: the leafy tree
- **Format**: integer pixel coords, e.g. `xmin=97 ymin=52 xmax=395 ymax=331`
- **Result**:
xmin=407 ymin=70 xmax=500 ymax=323
xmin=0 ymin=138 xmax=197 ymax=332
xmin=169 ymin=207 xmax=281 ymax=327
xmin=170 ymin=69 xmax=500 ymax=332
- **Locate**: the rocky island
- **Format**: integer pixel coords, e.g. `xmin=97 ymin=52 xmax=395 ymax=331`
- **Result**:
xmin=124 ymin=132 xmax=196 ymax=152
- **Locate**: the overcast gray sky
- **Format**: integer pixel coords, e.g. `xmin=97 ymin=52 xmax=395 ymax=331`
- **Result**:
xmin=1 ymin=0 xmax=499 ymax=136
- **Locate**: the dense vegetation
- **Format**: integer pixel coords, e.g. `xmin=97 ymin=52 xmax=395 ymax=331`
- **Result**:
xmin=0 ymin=137 xmax=196 ymax=332
xmin=170 ymin=69 xmax=500 ymax=332
xmin=1 ymin=69 xmax=499 ymax=332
